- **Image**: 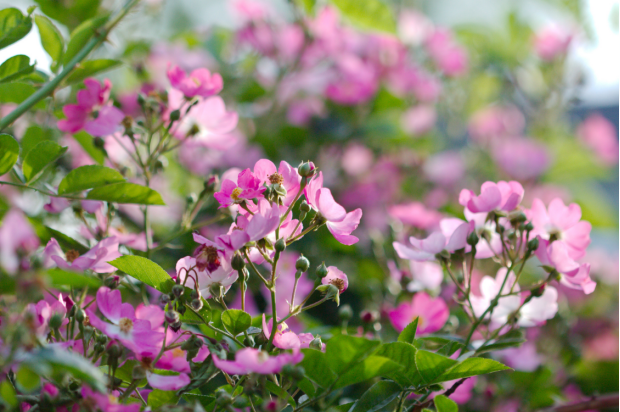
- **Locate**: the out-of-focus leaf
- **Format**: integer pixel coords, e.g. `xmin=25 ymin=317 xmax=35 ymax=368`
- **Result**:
xmin=329 ymin=0 xmax=396 ymax=33
xmin=72 ymin=131 xmax=105 ymax=164
xmin=47 ymin=268 xmax=100 ymax=289
xmin=0 ymin=273 xmax=16 ymax=294
xmin=434 ymin=395 xmax=458 ymax=412
xmin=266 ymin=380 xmax=296 ymax=407
xmin=398 ymin=318 xmax=419 ymax=344
xmin=434 ymin=357 xmax=511 ymax=383
xmin=349 ymin=380 xmax=402 ymax=412
xmin=101 ymin=360 xmax=147 ymax=388
xmin=182 ymin=393 xmax=216 ymax=409
xmin=34 ymin=15 xmax=63 ymax=69
xmin=63 ymin=16 xmax=108 ymax=65
xmin=571 ymin=181 xmax=618 ymax=228
xmin=415 ymin=350 xmax=458 ymax=384
xmin=300 ymin=348 xmax=337 ymax=388
xmin=28 ymin=220 xmax=90 ymax=254
xmin=16 ymin=365 xmax=41 ymax=392
xmin=475 ymin=330 xmax=525 ymax=354
xmin=0 ymin=55 xmax=35 ymax=83
xmin=65 ymin=59 xmax=121 ymax=85
xmin=0 ymin=82 xmax=46 ymax=108
xmin=325 ymin=335 xmax=381 ymax=375
xmin=86 ymin=182 xmax=166 ymax=205
xmin=0 ymin=380 xmax=17 ymax=406
xmin=148 ymin=389 xmax=179 ymax=408
xmin=34 ymin=0 xmax=101 ymax=31
xmin=334 ymin=355 xmax=403 ymax=389
xmin=221 ymin=309 xmax=251 ymax=336
xmin=22 ymin=141 xmax=67 ymax=183
xmin=0 ymin=133 xmax=19 ymax=175
xmin=296 ymin=378 xmax=316 ymax=398
xmin=108 ymin=255 xmax=171 ymax=292
xmin=0 ymin=8 xmax=32 ymax=49
xmin=58 ymin=165 xmax=125 ymax=195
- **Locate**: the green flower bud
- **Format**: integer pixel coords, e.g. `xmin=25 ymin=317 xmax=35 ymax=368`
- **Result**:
xmin=531 ymin=283 xmax=546 ymax=297
xmin=466 ymin=231 xmax=479 ymax=247
xmin=75 ymin=308 xmax=85 ymax=323
xmin=169 ymin=109 xmax=181 ymax=122
xmin=170 ymin=320 xmax=183 ymax=333
xmin=106 ymin=342 xmax=122 ymax=358
xmin=190 ymin=298 xmax=203 ymax=311
xmin=338 ymin=304 xmax=353 ymax=321
xmin=177 ymin=304 xmax=186 ymax=315
xmin=172 ymin=284 xmax=185 ymax=298
xmin=316 ymin=262 xmax=329 ymax=279
xmin=96 ymin=334 xmax=108 ymax=345
xmin=297 ymin=162 xmax=316 ymax=178
xmin=232 ymin=254 xmax=245 ymax=271
xmin=190 ymin=289 xmax=201 ymax=300
xmin=527 ymin=237 xmax=540 ymax=251
xmin=316 ymin=284 xmax=340 ymax=306
xmin=49 ymin=313 xmax=63 ymax=330
xmin=103 ymin=275 xmax=120 ymax=290
xmin=244 ymin=334 xmax=255 ymax=347
xmin=299 ymin=200 xmax=311 ymax=214
xmin=524 ymin=221 xmax=534 ymax=232
xmin=309 ymin=336 xmax=323 ymax=351
xmin=165 ymin=310 xmax=180 ymax=325
xmin=295 ymin=255 xmax=310 ymax=272
xmin=274 ymin=238 xmax=286 ymax=252
xmin=509 ymin=211 xmax=527 ymax=225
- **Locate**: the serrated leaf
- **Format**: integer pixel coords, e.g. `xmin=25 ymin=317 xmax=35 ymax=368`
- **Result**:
xmin=0 ymin=133 xmax=19 ymax=175
xmin=65 ymin=59 xmax=121 ymax=85
xmin=86 ymin=182 xmax=165 ymax=205
xmin=434 ymin=357 xmax=511 ymax=383
xmin=329 ymin=0 xmax=396 ymax=33
xmin=20 ymin=126 xmax=50 ymax=159
xmin=221 ymin=309 xmax=251 ymax=336
xmin=0 ymin=8 xmax=32 ymax=50
xmin=63 ymin=16 xmax=108 ymax=65
xmin=148 ymin=389 xmax=179 ymax=408
xmin=398 ymin=317 xmax=418 ymax=344
xmin=34 ymin=15 xmax=64 ymax=70
xmin=108 ymin=255 xmax=172 ymax=292
xmin=300 ymin=348 xmax=337 ymax=388
xmin=334 ymin=355 xmax=403 ymax=390
xmin=0 ymin=82 xmax=46 ymax=108
xmin=0 ymin=55 xmax=35 ymax=83
xmin=376 ymin=342 xmax=421 ymax=386
xmin=434 ymin=395 xmax=458 ymax=412
xmin=72 ymin=131 xmax=105 ymax=164
xmin=349 ymin=380 xmax=402 ymax=412
xmin=22 ymin=141 xmax=67 ymax=183
xmin=325 ymin=335 xmax=381 ymax=376
xmin=58 ymin=165 xmax=124 ymax=194
xmin=415 ymin=350 xmax=458 ymax=384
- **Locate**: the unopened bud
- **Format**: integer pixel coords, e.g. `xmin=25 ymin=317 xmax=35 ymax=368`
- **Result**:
xmin=160 ymin=294 xmax=171 ymax=305
xmin=75 ymin=308 xmax=85 ymax=323
xmin=338 ymin=304 xmax=353 ymax=321
xmin=205 ymin=175 xmax=219 ymax=192
xmin=177 ymin=304 xmax=186 ymax=315
xmin=298 ymin=162 xmax=316 ymax=178
xmin=190 ymin=289 xmax=201 ymax=300
xmin=106 ymin=342 xmax=122 ymax=358
xmin=93 ymin=136 xmax=105 ymax=149
xmin=170 ymin=320 xmax=183 ymax=333
xmin=295 ymin=255 xmax=310 ymax=272
xmin=316 ymin=262 xmax=329 ymax=279
xmin=299 ymin=200 xmax=311 ymax=214
xmin=509 ymin=211 xmax=527 ymax=225
xmin=169 ymin=109 xmax=180 ymax=122
xmin=232 ymin=254 xmax=245 ymax=271
xmin=96 ymin=334 xmax=108 ymax=345
xmin=244 ymin=334 xmax=255 ymax=347
xmin=360 ymin=310 xmax=379 ymax=323
xmin=524 ymin=222 xmax=534 ymax=232
xmin=190 ymin=299 xmax=203 ymax=311
xmin=274 ymin=238 xmax=286 ymax=252
xmin=309 ymin=336 xmax=323 ymax=351
xmin=531 ymin=283 xmax=546 ymax=297
xmin=172 ymin=284 xmax=185 ymax=298
xmin=165 ymin=310 xmax=180 ymax=325
xmin=49 ymin=313 xmax=63 ymax=330
xmin=210 ymin=284 xmax=224 ymax=300
xmin=104 ymin=275 xmax=120 ymax=290
xmin=316 ymin=284 xmax=340 ymax=306
xmin=527 ymin=237 xmax=539 ymax=251
xmin=132 ymin=365 xmax=147 ymax=380
xmin=466 ymin=231 xmax=479 ymax=247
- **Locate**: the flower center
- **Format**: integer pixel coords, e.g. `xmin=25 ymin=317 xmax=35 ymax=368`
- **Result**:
xmin=231 ymin=187 xmax=243 ymax=200
xmin=65 ymin=249 xmax=80 ymax=263
xmin=329 ymin=278 xmax=346 ymax=292
xmin=119 ymin=317 xmax=133 ymax=333
xmin=268 ymin=172 xmax=284 ymax=184
xmin=548 ymin=230 xmax=561 ymax=242
xmin=196 ymin=245 xmax=221 ymax=272
xmin=256 ymin=350 xmax=269 ymax=364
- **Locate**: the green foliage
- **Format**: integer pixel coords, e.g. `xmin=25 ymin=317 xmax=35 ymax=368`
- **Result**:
xmin=16 ymin=365 xmax=41 ymax=392
xmin=22 ymin=141 xmax=68 ymax=183
xmin=109 ymin=255 xmax=172 ymax=292
xmin=34 ymin=15 xmax=64 ymax=71
xmin=63 ymin=16 xmax=108 ymax=65
xmin=266 ymin=380 xmax=297 ymax=407
xmin=0 ymin=82 xmax=47 ymax=108
xmin=375 ymin=342 xmax=422 ymax=386
xmin=148 ymin=389 xmax=179 ymax=408
xmin=0 ymin=380 xmax=17 ymax=407
xmin=58 ymin=165 xmax=125 ymax=195
xmin=398 ymin=318 xmax=419 ymax=344
xmin=0 ymin=55 xmax=35 ymax=83
xmin=434 ymin=395 xmax=458 ymax=412
xmin=334 ymin=355 xmax=402 ymax=390
xmin=325 ymin=335 xmax=381 ymax=375
xmin=0 ymin=8 xmax=32 ymax=50
xmin=433 ymin=357 xmax=511 ymax=383
xmin=65 ymin=59 xmax=122 ymax=85
xmin=72 ymin=131 xmax=105 ymax=164
xmin=47 ymin=268 xmax=100 ymax=289
xmin=329 ymin=0 xmax=395 ymax=34
xmin=20 ymin=126 xmax=51 ymax=159
xmin=34 ymin=0 xmax=101 ymax=30
xmin=0 ymin=133 xmax=19 ymax=176
xmin=349 ymin=380 xmax=402 ymax=411
xmin=415 ymin=350 xmax=459 ymax=384
xmin=28 ymin=220 xmax=90 ymax=254
xmin=221 ymin=309 xmax=252 ymax=336
xmin=86 ymin=182 xmax=166 ymax=205
xmin=475 ymin=330 xmax=525 ymax=354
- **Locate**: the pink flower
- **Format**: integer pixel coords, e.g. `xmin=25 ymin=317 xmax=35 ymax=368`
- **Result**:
xmin=325 ymin=55 xmax=378 ymax=105
xmin=401 ymin=105 xmax=436 ymax=136
xmin=518 ymin=286 xmax=558 ymax=327
xmin=388 ymin=292 xmax=449 ymax=335
xmin=535 ymin=239 xmax=596 ymax=294
xmin=469 ymin=269 xmax=521 ymax=325
xmin=81 ymin=386 xmax=140 ymax=412
xmin=393 ymin=220 xmax=473 ymax=261
xmin=0 ymin=209 xmax=39 ymax=274
xmin=425 ymin=28 xmax=468 ymax=77
xmin=167 ymin=65 xmax=223 ymax=98
xmin=492 ymin=138 xmax=551 ymax=180
xmin=88 ymin=287 xmax=165 ymax=356
xmin=44 ymin=237 xmax=122 ymax=273
xmin=304 ymin=172 xmax=362 ymax=245
xmin=495 ymin=342 xmax=542 ymax=372
xmin=44 ymin=196 xmax=71 ymax=213
xmin=406 ymin=261 xmax=443 ymax=292
xmin=430 ymin=377 xmax=477 ymax=404
xmin=423 ymin=151 xmax=465 ymax=186
xmin=341 ymin=144 xmax=374 ymax=177
xmin=26 ymin=298 xmax=67 ymax=336
xmin=533 ymin=25 xmax=572 ymax=61
xmin=212 ymin=348 xmax=303 ymax=375
xmin=321 ymin=266 xmax=349 ymax=292
xmin=287 ymin=97 xmax=325 ymax=126
xmin=459 ymin=181 xmax=524 ymax=214
xmin=527 ymin=198 xmax=591 ymax=260
xmin=262 ymin=316 xmax=301 ymax=350
xmin=214 ymin=168 xmax=265 ymax=208
xmin=388 ymin=202 xmax=442 ymax=230
xmin=253 ymin=159 xmax=301 ymax=207
xmin=176 ymin=255 xmax=237 ymax=299
xmin=146 ymin=372 xmax=191 ymax=391
xmin=468 ymin=106 xmax=525 ymax=144
xmin=57 ymin=78 xmax=124 ymax=137
xmin=576 ymin=113 xmax=619 ymax=165
xmin=398 ymin=10 xmax=434 ymax=46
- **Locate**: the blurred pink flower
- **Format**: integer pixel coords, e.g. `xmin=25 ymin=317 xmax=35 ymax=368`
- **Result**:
xmin=583 ymin=331 xmax=619 ymax=361
xmin=425 ymin=28 xmax=468 ymax=77
xmin=459 ymin=181 xmax=524 ymax=214
xmin=401 ymin=105 xmax=436 ymax=136
xmin=394 ymin=220 xmax=473 ymax=261
xmin=212 ymin=348 xmax=303 ymax=375
xmin=470 ymin=269 xmax=521 ymax=325
xmin=535 ymin=239 xmax=596 ymax=294
xmin=492 ymin=138 xmax=551 ymax=180
xmin=398 ymin=10 xmax=434 ymax=46
xmin=167 ymin=65 xmax=223 ymax=98
xmin=388 ymin=292 xmax=449 ymax=334
xmin=0 ymin=209 xmax=40 ymax=274
xmin=576 ymin=113 xmax=619 ymax=165
xmin=495 ymin=342 xmax=542 ymax=371
xmin=407 ymin=261 xmax=443 ymax=292
xmin=388 ymin=202 xmax=442 ymax=230
xmin=468 ymin=106 xmax=525 ymax=144
xmin=287 ymin=97 xmax=325 ymax=126
xmin=423 ymin=151 xmax=465 ymax=186
xmin=341 ymin=144 xmax=374 ymax=176
xmin=533 ymin=25 xmax=573 ymax=61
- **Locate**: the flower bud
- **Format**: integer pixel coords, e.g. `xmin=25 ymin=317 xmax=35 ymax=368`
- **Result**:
xmin=466 ymin=231 xmax=479 ymax=247
xmin=75 ymin=308 xmax=85 ymax=323
xmin=190 ymin=298 xmax=203 ymax=311
xmin=93 ymin=343 xmax=104 ymax=353
xmin=177 ymin=304 xmax=186 ymax=315
xmin=160 ymin=294 xmax=171 ymax=305
xmin=298 ymin=162 xmax=316 ymax=178
xmin=316 ymin=284 xmax=340 ymax=306
xmin=93 ymin=136 xmax=105 ymax=149
xmin=96 ymin=334 xmax=108 ymax=345
xmin=316 ymin=262 xmax=329 ymax=279
xmin=205 ymin=175 xmax=219 ymax=192
xmin=244 ymin=334 xmax=255 ymax=347
xmin=531 ymin=283 xmax=546 ymax=297
xmin=210 ymin=284 xmax=224 ymax=300
xmin=274 ymin=238 xmax=286 ymax=252
xmin=169 ymin=109 xmax=181 ymax=122
xmin=137 ymin=93 xmax=146 ymax=107
xmin=338 ymin=304 xmax=353 ymax=321
xmin=49 ymin=313 xmax=63 ymax=330
xmin=527 ymin=237 xmax=540 ymax=251
xmin=360 ymin=310 xmax=379 ymax=324
xmin=190 ymin=289 xmax=201 ymax=300
xmin=165 ymin=310 xmax=180 ymax=325
xmin=103 ymin=275 xmax=120 ymax=290
xmin=295 ymin=255 xmax=310 ymax=272
xmin=132 ymin=365 xmax=147 ymax=380
xmin=172 ymin=284 xmax=185 ymax=298
xmin=170 ymin=320 xmax=183 ymax=333
xmin=309 ymin=336 xmax=323 ymax=351
xmin=106 ymin=342 xmax=122 ymax=358
xmin=232 ymin=254 xmax=245 ymax=271
xmin=524 ymin=222 xmax=534 ymax=232
xmin=299 ymin=200 xmax=311 ymax=214
xmin=509 ymin=211 xmax=527 ymax=226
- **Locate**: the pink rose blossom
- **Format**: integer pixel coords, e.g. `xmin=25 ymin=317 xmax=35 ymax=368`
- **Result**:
xmin=214 ymin=168 xmax=265 ymax=208
xmin=388 ymin=292 xmax=449 ymax=335
xmin=406 ymin=261 xmax=444 ymax=292
xmin=533 ymin=25 xmax=573 ymax=61
xmin=393 ymin=220 xmax=474 ymax=261
xmin=470 ymin=269 xmax=521 ymax=325
xmin=576 ymin=113 xmax=619 ymax=165
xmin=492 ymin=138 xmax=551 ymax=180
xmin=167 ymin=65 xmax=223 ymax=98
xmin=44 ymin=237 xmax=122 ymax=273
xmin=253 ymin=159 xmax=301 ymax=207
xmin=388 ymin=202 xmax=442 ymax=230
xmin=518 ymin=286 xmax=558 ymax=327
xmin=401 ymin=105 xmax=436 ymax=137
xmin=535 ymin=239 xmax=596 ymax=294
xmin=341 ymin=144 xmax=373 ymax=177
xmin=425 ymin=28 xmax=468 ymax=77
xmin=468 ymin=106 xmax=525 ymax=144
xmin=146 ymin=372 xmax=191 ymax=391
xmin=423 ymin=151 xmax=465 ymax=186
xmin=0 ymin=209 xmax=40 ymax=274
xmin=459 ymin=181 xmax=524 ymax=214
xmin=321 ymin=266 xmax=349 ymax=293
xmin=212 ymin=348 xmax=303 ymax=375
xmin=176 ymin=255 xmax=237 ymax=299
xmin=81 ymin=386 xmax=140 ymax=412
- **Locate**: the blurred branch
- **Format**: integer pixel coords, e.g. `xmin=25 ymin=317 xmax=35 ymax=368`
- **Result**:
xmin=540 ymin=394 xmax=619 ymax=412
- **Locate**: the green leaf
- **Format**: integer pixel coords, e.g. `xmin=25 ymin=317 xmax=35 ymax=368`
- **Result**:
xmin=0 ymin=55 xmax=35 ymax=83
xmin=0 ymin=8 xmax=32 ymax=49
xmin=182 ymin=393 xmax=215 ymax=409
xmin=63 ymin=16 xmax=108 ymax=66
xmin=375 ymin=342 xmax=421 ymax=386
xmin=0 ymin=82 xmax=46 ymax=108
xmin=148 ymin=389 xmax=179 ymax=408
xmin=296 ymin=378 xmax=316 ymax=398
xmin=349 ymin=380 xmax=402 ymax=412
xmin=22 ymin=141 xmax=67 ymax=183
xmin=434 ymin=357 xmax=511 ymax=383
xmin=221 ymin=309 xmax=251 ymax=336
xmin=0 ymin=380 xmax=17 ymax=407
xmin=266 ymin=380 xmax=296 ymax=407
xmin=65 ymin=59 xmax=121 ymax=85
xmin=28 ymin=220 xmax=90 ymax=254
xmin=300 ymin=348 xmax=337 ymax=388
xmin=58 ymin=165 xmax=125 ymax=195
xmin=329 ymin=0 xmax=396 ymax=33
xmin=334 ymin=355 xmax=403 ymax=390
xmin=325 ymin=335 xmax=381 ymax=376
xmin=0 ymin=133 xmax=19 ymax=176
xmin=100 ymin=360 xmax=147 ymax=388
xmin=34 ymin=15 xmax=64 ymax=70
xmin=16 ymin=365 xmax=40 ymax=392
xmin=475 ymin=330 xmax=525 ymax=354
xmin=415 ymin=350 xmax=458 ymax=385
xmin=108 ymin=255 xmax=172 ymax=292
xmin=434 ymin=395 xmax=458 ymax=412
xmin=47 ymin=268 xmax=100 ymax=289
xmin=73 ymin=131 xmax=105 ymax=164
xmin=20 ymin=126 xmax=50 ymax=159
xmin=86 ymin=182 xmax=166 ymax=205
xmin=397 ymin=317 xmax=418 ymax=344
xmin=34 ymin=0 xmax=101 ymax=31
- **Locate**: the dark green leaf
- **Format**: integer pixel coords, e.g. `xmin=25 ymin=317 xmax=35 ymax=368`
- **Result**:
xmin=58 ymin=165 xmax=125 ymax=194
xmin=415 ymin=350 xmax=458 ymax=385
xmin=376 ymin=342 xmax=421 ymax=387
xmin=22 ymin=141 xmax=67 ymax=183
xmin=0 ymin=82 xmax=46 ymax=108
xmin=0 ymin=8 xmax=32 ymax=49
xmin=65 ymin=59 xmax=121 ymax=85
xmin=182 ymin=393 xmax=215 ymax=409
xmin=296 ymin=378 xmax=316 ymax=398
xmin=72 ymin=131 xmax=105 ymax=164
xmin=437 ymin=341 xmax=466 ymax=357
xmin=34 ymin=15 xmax=63 ymax=68
xmin=300 ymin=348 xmax=337 ymax=388
xmin=29 ymin=221 xmax=90 ymax=254
xmin=349 ymin=380 xmax=402 ymax=412
xmin=108 ymin=255 xmax=171 ymax=292
xmin=0 ymin=273 xmax=16 ymax=294
xmin=397 ymin=317 xmax=419 ymax=344
xmin=100 ymin=360 xmax=147 ymax=388
xmin=86 ymin=182 xmax=166 ymax=205
xmin=475 ymin=330 xmax=525 ymax=354
xmin=0 ymin=55 xmax=35 ymax=83
xmin=434 ymin=395 xmax=458 ymax=412
xmin=148 ymin=389 xmax=179 ymax=408
xmin=221 ymin=309 xmax=251 ymax=336
xmin=325 ymin=335 xmax=381 ymax=375
xmin=334 ymin=355 xmax=403 ymax=390
xmin=329 ymin=0 xmax=396 ymax=33
xmin=63 ymin=16 xmax=108 ymax=65
xmin=47 ymin=268 xmax=100 ymax=289
xmin=0 ymin=133 xmax=19 ymax=175
xmin=266 ymin=380 xmax=296 ymax=407
xmin=434 ymin=357 xmax=511 ymax=383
